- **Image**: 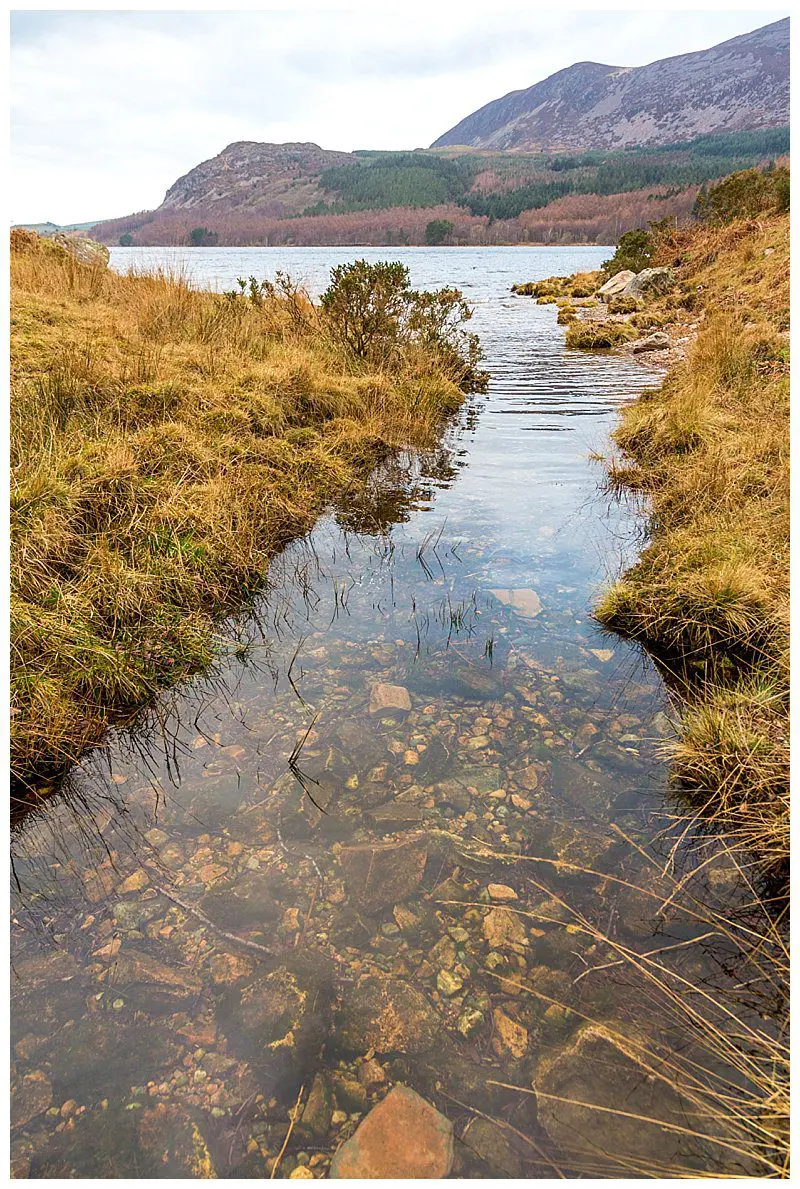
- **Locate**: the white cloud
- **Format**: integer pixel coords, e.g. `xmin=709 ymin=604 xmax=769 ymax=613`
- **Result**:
xmin=10 ymin=8 xmax=787 ymax=224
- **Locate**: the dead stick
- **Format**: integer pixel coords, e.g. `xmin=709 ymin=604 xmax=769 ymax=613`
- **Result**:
xmin=296 ymin=878 xmax=320 ymax=950
xmin=154 ymin=884 xmax=273 ymax=959
xmin=271 ymin=1085 xmax=305 ymax=1178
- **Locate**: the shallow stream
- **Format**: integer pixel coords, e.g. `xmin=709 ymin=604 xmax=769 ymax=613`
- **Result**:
xmin=11 ymin=247 xmax=765 ymax=1177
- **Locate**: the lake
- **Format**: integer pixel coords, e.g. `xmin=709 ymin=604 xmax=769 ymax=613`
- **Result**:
xmin=11 ymin=247 xmax=766 ymax=1177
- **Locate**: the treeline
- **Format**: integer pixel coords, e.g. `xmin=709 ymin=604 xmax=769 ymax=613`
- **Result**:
xmin=95 ymin=187 xmax=699 ymax=249
xmin=306 ymin=126 xmax=789 ymax=220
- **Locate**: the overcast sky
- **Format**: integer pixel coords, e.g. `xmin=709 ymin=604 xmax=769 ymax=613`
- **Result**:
xmin=11 ymin=8 xmax=788 ymax=225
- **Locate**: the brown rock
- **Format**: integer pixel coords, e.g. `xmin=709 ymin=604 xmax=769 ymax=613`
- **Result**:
xmin=492 ymin=1008 xmax=529 ymax=1059
xmin=489 ymin=588 xmax=542 ymax=618
xmin=461 ymin=1116 xmax=524 ymax=1177
xmin=535 ymin=1023 xmax=713 ymax=1171
xmin=337 ymin=977 xmax=441 ymax=1056
xmin=483 ymin=907 xmax=528 ymax=952
xmin=369 ymin=683 xmax=411 ymax=715
xmin=102 ymin=950 xmax=202 ymax=999
xmin=516 ymin=764 xmax=542 ymax=791
xmin=487 ymin=883 xmax=518 ymax=901
xmin=329 ymin=1085 xmax=453 ymax=1178
xmin=358 ymin=1058 xmax=387 ymax=1091
xmin=117 ymin=869 xmax=149 ymax=894
xmin=299 ymin=1073 xmax=333 ymax=1139
xmin=11 ymin=1071 xmax=52 ymax=1130
xmin=340 ymin=836 xmax=427 ymax=910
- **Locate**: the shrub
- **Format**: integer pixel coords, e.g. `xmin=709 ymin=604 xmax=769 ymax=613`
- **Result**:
xmin=320 ymin=259 xmax=486 ymax=390
xmin=424 ymin=218 xmax=454 ymax=246
xmin=188 ymin=226 xmax=218 ymax=247
xmin=603 ymin=228 xmax=655 ymax=275
xmin=694 ymin=166 xmax=790 ymax=224
xmin=119 ymin=233 xmax=134 ymax=247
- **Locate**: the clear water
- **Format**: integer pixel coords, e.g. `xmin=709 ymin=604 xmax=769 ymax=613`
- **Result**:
xmin=11 ymin=248 xmax=759 ymax=1177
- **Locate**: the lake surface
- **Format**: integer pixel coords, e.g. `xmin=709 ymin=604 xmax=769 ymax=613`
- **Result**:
xmin=11 ymin=247 xmax=765 ymax=1177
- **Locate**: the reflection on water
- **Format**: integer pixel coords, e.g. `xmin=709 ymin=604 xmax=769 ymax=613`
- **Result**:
xmin=10 ymin=247 xmax=779 ymax=1178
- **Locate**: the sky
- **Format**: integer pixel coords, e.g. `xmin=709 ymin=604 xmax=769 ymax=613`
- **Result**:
xmin=10 ymin=7 xmax=789 ymax=225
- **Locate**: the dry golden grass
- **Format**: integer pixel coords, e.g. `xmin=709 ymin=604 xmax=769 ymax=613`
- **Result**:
xmin=595 ymin=212 xmax=789 ymax=870
xmin=435 ymin=827 xmax=788 ymax=1176
xmin=11 ymin=236 xmax=467 ymax=787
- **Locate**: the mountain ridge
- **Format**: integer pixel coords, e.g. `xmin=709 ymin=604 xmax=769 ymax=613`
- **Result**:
xmin=431 ymin=19 xmax=789 ymax=151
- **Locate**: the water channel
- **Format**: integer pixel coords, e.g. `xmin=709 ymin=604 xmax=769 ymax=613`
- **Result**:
xmin=11 ymin=247 xmax=771 ymax=1177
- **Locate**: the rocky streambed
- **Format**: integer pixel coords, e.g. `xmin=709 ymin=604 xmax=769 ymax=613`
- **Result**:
xmin=10 ymin=245 xmax=774 ymax=1179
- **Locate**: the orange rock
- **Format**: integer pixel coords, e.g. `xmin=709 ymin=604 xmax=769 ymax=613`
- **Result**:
xmin=492 ymin=1007 xmax=529 ymax=1059
xmin=369 ymin=683 xmax=412 ymax=715
xmin=329 ymin=1086 xmax=453 ymax=1178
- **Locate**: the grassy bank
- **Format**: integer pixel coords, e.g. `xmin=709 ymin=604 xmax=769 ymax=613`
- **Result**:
xmin=11 ymin=235 xmax=478 ymax=790
xmin=593 ymin=212 xmax=789 ymax=871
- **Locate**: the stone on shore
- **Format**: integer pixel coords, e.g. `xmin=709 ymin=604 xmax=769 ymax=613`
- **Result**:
xmin=622 ymin=267 xmax=675 ymax=298
xmin=329 ymin=1085 xmax=454 ymax=1178
xmin=631 ymin=331 xmax=671 ymax=353
xmin=596 ymin=270 xmax=636 ymax=300
xmin=52 ymin=232 xmax=110 ymax=267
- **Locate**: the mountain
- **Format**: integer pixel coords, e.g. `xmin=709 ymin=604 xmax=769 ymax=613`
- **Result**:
xmin=432 ymin=19 xmax=789 ymax=152
xmin=159 ymin=141 xmax=353 ymax=217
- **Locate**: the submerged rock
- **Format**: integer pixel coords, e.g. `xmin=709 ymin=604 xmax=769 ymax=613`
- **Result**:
xmin=535 ymin=1023 xmax=712 ymax=1172
xmin=369 ymin=683 xmax=411 ymax=715
xmin=337 ymin=976 xmax=441 ymax=1056
xmin=101 ymin=949 xmax=202 ymax=1003
xmin=483 ymin=906 xmax=528 ymax=952
xmin=220 ymin=961 xmax=335 ymax=1099
xmin=492 ymin=1007 xmax=529 ymax=1059
xmin=329 ymin=1085 xmax=453 ymax=1178
xmin=489 ymin=588 xmax=542 ymax=618
xmin=11 ymin=1071 xmax=52 ymax=1130
xmin=340 ymin=836 xmax=427 ymax=910
xmin=461 ymin=1116 xmax=524 ymax=1177
xmin=299 ymin=1072 xmax=333 ymax=1140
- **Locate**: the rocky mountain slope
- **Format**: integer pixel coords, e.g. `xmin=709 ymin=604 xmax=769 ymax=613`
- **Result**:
xmin=432 ymin=19 xmax=789 ymax=151
xmin=160 ymin=141 xmax=353 ymax=217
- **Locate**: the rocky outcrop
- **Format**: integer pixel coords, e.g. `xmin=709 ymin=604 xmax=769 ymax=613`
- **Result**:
xmin=597 ymin=270 xmax=636 ymax=301
xmin=622 ymin=267 xmax=675 ymax=299
xmin=432 ymin=19 xmax=788 ymax=151
xmin=329 ymin=1086 xmax=454 ymax=1178
xmin=52 ymin=233 xmax=110 ymax=267
xmin=159 ymin=141 xmax=353 ymax=217
xmin=631 ymin=331 xmax=672 ymax=353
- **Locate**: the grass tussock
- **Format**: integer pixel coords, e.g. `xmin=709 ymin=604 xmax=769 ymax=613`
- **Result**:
xmin=565 ymin=320 xmax=638 ymax=350
xmin=11 ymin=236 xmax=473 ymax=786
xmin=595 ymin=212 xmax=789 ymax=869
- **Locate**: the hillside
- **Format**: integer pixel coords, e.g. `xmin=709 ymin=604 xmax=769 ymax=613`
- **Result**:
xmin=160 ymin=140 xmax=353 ymax=217
xmin=90 ymin=126 xmax=788 ymax=249
xmin=432 ymin=19 xmax=788 ymax=151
